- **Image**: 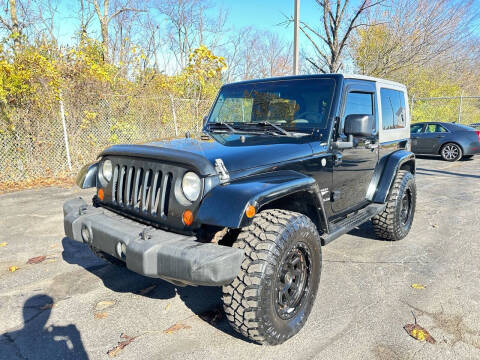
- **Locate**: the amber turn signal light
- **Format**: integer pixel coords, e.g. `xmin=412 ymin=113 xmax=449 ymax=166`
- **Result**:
xmin=97 ymin=188 xmax=104 ymax=201
xmin=245 ymin=205 xmax=256 ymax=218
xmin=183 ymin=210 xmax=194 ymax=226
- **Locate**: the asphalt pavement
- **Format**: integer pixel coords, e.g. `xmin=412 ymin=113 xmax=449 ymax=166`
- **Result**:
xmin=1 ymin=155 xmax=479 ymax=360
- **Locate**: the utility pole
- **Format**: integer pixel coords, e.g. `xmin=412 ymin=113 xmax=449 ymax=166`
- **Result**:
xmin=457 ymin=90 xmax=464 ymax=124
xmin=293 ymin=0 xmax=300 ymax=75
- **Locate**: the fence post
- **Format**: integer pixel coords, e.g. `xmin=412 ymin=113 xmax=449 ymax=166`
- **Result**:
xmin=169 ymin=94 xmax=178 ymax=136
xmin=59 ymin=95 xmax=72 ymax=171
xmin=457 ymin=90 xmax=464 ymax=124
xmin=410 ymin=94 xmax=415 ymax=122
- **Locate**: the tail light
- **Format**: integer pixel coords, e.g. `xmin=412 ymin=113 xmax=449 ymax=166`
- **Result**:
xmin=476 ymin=131 xmax=480 ymax=143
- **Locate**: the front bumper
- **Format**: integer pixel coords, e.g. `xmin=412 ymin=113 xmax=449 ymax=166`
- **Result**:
xmin=63 ymin=198 xmax=243 ymax=286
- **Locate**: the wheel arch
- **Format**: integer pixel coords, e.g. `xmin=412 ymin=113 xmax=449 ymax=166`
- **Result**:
xmin=196 ymin=170 xmax=328 ymax=231
xmin=368 ymin=150 xmax=416 ymax=204
xmin=438 ymin=141 xmax=464 ymax=154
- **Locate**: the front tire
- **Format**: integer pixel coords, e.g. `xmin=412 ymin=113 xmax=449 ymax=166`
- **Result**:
xmin=222 ymin=209 xmax=322 ymax=345
xmin=372 ymin=170 xmax=416 ymax=241
xmin=440 ymin=143 xmax=462 ymax=161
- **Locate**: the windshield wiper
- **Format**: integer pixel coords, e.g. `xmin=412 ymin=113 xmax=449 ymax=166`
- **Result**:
xmin=205 ymin=122 xmax=239 ymax=134
xmin=257 ymin=121 xmax=292 ymax=136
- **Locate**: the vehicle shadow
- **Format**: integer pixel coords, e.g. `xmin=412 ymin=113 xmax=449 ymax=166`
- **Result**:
xmin=0 ymin=294 xmax=88 ymax=360
xmin=347 ymin=221 xmax=383 ymax=241
xmin=415 ymin=154 xmax=474 ymax=162
xmin=416 ymin=168 xmax=480 ymax=179
xmin=61 ymin=237 xmax=254 ymax=343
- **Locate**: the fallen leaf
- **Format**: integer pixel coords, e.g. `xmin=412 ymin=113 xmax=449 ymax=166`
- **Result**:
xmin=40 ymin=303 xmax=55 ymax=310
xmin=95 ymin=300 xmax=116 ymax=311
xmin=165 ymin=303 xmax=171 ymax=312
xmin=138 ymin=285 xmax=156 ymax=296
xmin=404 ymin=323 xmax=436 ymax=343
xmin=27 ymin=255 xmax=46 ymax=264
xmin=107 ymin=333 xmax=137 ymax=357
xmin=8 ymin=266 xmax=19 ymax=272
xmin=163 ymin=323 xmax=192 ymax=334
xmin=95 ymin=312 xmax=108 ymax=319
xmin=411 ymin=283 xmax=426 ymax=289
xmin=199 ymin=308 xmax=223 ymax=325
xmin=0 ymin=242 xmax=7 ymax=247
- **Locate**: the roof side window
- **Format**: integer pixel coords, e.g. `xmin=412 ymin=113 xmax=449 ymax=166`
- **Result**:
xmin=380 ymin=88 xmax=406 ymax=130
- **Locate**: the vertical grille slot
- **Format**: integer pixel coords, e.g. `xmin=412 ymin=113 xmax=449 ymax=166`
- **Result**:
xmin=160 ymin=172 xmax=172 ymax=217
xmin=118 ymin=166 xmax=126 ymax=205
xmin=133 ymin=168 xmax=143 ymax=210
xmin=141 ymin=170 xmax=152 ymax=212
xmin=150 ymin=171 xmax=161 ymax=215
xmin=112 ymin=165 xmax=119 ymax=203
xmin=125 ymin=167 xmax=134 ymax=206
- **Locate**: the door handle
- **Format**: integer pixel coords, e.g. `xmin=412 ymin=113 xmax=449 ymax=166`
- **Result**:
xmin=334 ymin=153 xmax=343 ymax=166
xmin=436 ymin=135 xmax=445 ymax=138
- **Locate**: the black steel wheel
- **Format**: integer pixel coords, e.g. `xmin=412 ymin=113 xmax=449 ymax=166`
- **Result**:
xmin=275 ymin=242 xmax=312 ymax=320
xmin=222 ymin=209 xmax=322 ymax=345
xmin=441 ymin=143 xmax=462 ymax=162
xmin=372 ymin=170 xmax=416 ymax=241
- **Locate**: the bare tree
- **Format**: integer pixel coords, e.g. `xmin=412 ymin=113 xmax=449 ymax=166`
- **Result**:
xmin=223 ymin=27 xmax=292 ymax=81
xmin=350 ymin=0 xmax=476 ymax=78
xmin=285 ymin=0 xmax=384 ymax=73
xmin=0 ymin=0 xmax=28 ymax=52
xmin=152 ymin=0 xmax=228 ymax=70
xmin=90 ymin=0 xmax=145 ymax=61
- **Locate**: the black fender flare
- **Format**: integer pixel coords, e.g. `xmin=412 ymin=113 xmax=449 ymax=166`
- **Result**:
xmin=196 ymin=170 xmax=322 ymax=228
xmin=76 ymin=162 xmax=98 ymax=189
xmin=367 ymin=150 xmax=415 ymax=204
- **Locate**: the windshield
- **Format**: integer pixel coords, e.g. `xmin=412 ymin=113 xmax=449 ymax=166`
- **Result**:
xmin=207 ymin=78 xmax=336 ymax=131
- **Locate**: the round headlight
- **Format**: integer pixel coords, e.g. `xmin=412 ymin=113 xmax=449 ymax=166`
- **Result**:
xmin=182 ymin=172 xmax=201 ymax=202
xmin=102 ymin=159 xmax=113 ymax=182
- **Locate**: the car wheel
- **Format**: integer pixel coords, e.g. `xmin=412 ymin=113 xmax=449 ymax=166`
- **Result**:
xmin=222 ymin=209 xmax=322 ymax=345
xmin=440 ymin=143 xmax=462 ymax=161
xmin=372 ymin=170 xmax=416 ymax=241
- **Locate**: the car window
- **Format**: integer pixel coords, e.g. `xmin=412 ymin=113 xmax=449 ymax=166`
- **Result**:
xmin=410 ymin=124 xmax=424 ymax=133
xmin=380 ymin=88 xmax=406 ymax=130
xmin=425 ymin=124 xmax=448 ymax=133
xmin=344 ymin=92 xmax=373 ymax=117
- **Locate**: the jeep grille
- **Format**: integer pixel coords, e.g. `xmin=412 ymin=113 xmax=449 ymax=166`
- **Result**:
xmin=111 ymin=164 xmax=173 ymax=217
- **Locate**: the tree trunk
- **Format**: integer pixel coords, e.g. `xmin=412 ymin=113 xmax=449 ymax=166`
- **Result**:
xmin=9 ymin=0 xmax=21 ymax=53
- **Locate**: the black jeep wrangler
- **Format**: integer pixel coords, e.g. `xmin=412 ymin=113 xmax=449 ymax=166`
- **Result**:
xmin=64 ymin=74 xmax=416 ymax=345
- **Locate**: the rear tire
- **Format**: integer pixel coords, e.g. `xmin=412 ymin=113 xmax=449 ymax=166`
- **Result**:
xmin=222 ymin=209 xmax=322 ymax=345
xmin=440 ymin=143 xmax=462 ymax=161
xmin=372 ymin=170 xmax=416 ymax=241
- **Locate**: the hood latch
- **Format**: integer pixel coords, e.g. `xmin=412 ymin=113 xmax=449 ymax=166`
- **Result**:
xmin=214 ymin=158 xmax=230 ymax=183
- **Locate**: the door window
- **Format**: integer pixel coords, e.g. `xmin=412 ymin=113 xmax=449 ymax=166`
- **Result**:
xmin=380 ymin=88 xmax=406 ymax=129
xmin=344 ymin=92 xmax=374 ymax=117
xmin=425 ymin=124 xmax=448 ymax=133
xmin=410 ymin=124 xmax=424 ymax=133
xmin=342 ymin=92 xmax=374 ymax=133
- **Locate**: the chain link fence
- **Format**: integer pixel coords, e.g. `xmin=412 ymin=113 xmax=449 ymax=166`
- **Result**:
xmin=3 ymin=92 xmax=479 ymax=185
xmin=411 ymin=95 xmax=480 ymax=125
xmin=0 ymin=95 xmax=211 ymax=183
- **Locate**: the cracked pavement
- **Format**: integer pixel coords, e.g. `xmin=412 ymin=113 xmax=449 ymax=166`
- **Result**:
xmin=1 ymin=155 xmax=479 ymax=359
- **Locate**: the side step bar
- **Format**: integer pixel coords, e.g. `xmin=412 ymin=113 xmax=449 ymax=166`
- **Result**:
xmin=322 ymin=203 xmax=386 ymax=245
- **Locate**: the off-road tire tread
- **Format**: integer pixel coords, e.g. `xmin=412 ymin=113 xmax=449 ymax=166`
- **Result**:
xmin=222 ymin=209 xmax=321 ymax=345
xmin=372 ymin=170 xmax=415 ymax=241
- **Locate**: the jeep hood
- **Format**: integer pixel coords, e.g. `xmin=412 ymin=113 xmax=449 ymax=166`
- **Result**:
xmin=102 ymin=134 xmax=314 ymax=175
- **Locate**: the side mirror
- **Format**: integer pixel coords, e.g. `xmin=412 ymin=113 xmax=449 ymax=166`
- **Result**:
xmin=344 ymin=114 xmax=374 ymax=137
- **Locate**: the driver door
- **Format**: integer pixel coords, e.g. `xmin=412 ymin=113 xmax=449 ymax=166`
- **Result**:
xmin=331 ymin=82 xmax=379 ymax=215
